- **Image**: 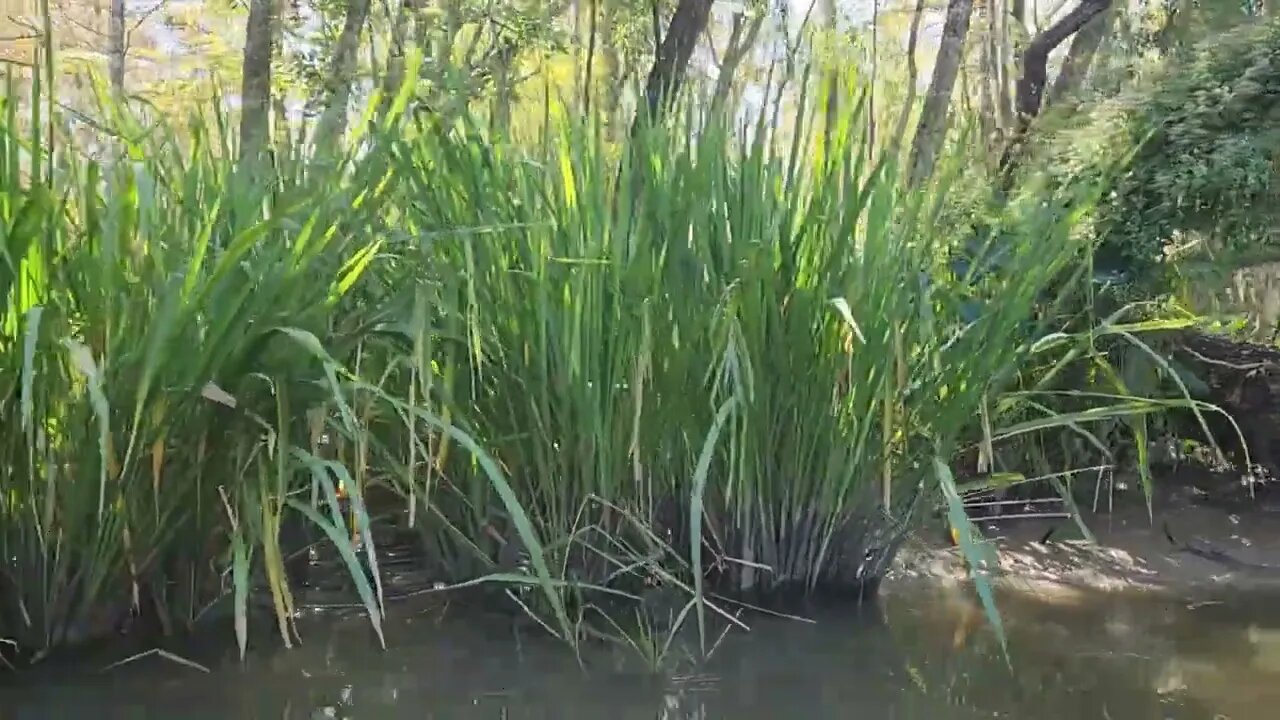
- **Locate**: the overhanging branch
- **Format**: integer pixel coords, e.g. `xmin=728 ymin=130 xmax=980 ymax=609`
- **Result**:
xmin=1014 ymin=0 xmax=1112 ymax=121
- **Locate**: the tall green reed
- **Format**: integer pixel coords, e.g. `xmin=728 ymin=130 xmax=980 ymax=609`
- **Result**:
xmin=0 ymin=64 xmax=425 ymax=659
xmin=371 ymin=72 xmax=1136 ymax=655
xmin=0 ymin=51 xmax=1198 ymax=668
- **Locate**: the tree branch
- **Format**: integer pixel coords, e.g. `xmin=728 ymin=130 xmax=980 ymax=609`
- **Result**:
xmin=130 ymin=1 xmax=168 ymax=35
xmin=1046 ymin=6 xmax=1111 ymax=105
xmin=998 ymin=0 xmax=1113 ymax=184
xmin=1014 ymin=0 xmax=1112 ymax=120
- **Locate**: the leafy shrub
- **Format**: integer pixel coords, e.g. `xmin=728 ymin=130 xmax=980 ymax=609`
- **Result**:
xmin=1034 ymin=17 xmax=1280 ymax=280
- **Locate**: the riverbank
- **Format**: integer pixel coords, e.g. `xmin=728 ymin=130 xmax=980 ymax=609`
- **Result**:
xmin=7 ymin=468 xmax=1280 ymax=719
xmin=8 ymin=506 xmax=1280 ymax=719
xmin=882 ymin=467 xmax=1280 ymax=720
xmin=889 ymin=466 xmax=1280 ymax=598
xmin=6 ymin=463 xmax=1276 ymax=675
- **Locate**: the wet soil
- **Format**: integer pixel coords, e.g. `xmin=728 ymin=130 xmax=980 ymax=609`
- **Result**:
xmin=891 ymin=464 xmax=1280 ymax=597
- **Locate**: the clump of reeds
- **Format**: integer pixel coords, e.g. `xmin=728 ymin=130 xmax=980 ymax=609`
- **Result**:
xmin=373 ymin=77 xmax=1158 ymax=654
xmin=0 ymin=65 xmax=425 ymax=662
xmin=0 ymin=59 xmax=1195 ymax=668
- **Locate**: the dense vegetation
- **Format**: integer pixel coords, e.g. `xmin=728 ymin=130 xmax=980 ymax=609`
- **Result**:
xmin=1036 ymin=14 xmax=1280 ymax=280
xmin=0 ymin=0 xmax=1272 ymax=669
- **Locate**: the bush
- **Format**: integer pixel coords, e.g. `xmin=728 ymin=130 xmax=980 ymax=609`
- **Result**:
xmin=1033 ymin=17 xmax=1280 ymax=281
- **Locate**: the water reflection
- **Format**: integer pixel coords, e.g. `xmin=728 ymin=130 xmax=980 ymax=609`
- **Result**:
xmin=5 ymin=581 xmax=1279 ymax=719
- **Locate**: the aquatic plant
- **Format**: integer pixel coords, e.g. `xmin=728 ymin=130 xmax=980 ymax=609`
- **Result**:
xmin=0 ymin=55 xmax=1180 ymax=667
xmin=370 ymin=76 xmax=1155 ymax=655
xmin=0 ymin=64 xmax=429 ymax=660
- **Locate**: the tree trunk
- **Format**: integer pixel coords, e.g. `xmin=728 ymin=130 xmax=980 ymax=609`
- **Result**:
xmin=239 ymin=0 xmax=277 ymax=163
xmin=907 ymin=0 xmax=974 ymax=187
xmin=868 ymin=0 xmax=880 ymax=150
xmin=491 ymin=42 xmax=515 ymax=133
xmin=995 ymin=0 xmax=1012 ymax=129
xmin=639 ymin=0 xmax=713 ymax=122
xmin=380 ymin=0 xmax=417 ymax=114
xmin=887 ymin=0 xmax=926 ymax=155
xmin=819 ymin=0 xmax=840 ymax=141
xmin=313 ymin=0 xmax=372 ymax=149
xmin=1012 ymin=0 xmax=1112 ymax=122
xmin=601 ymin=0 xmax=627 ymax=127
xmin=1046 ymin=6 xmax=1112 ymax=104
xmin=978 ymin=1 xmax=999 ymax=159
xmin=108 ymin=0 xmax=124 ymax=96
xmin=712 ymin=8 xmax=766 ymax=110
xmin=573 ymin=0 xmax=585 ymax=106
xmin=585 ymin=0 xmax=599 ymax=113
xmin=998 ymin=0 xmax=1112 ymax=181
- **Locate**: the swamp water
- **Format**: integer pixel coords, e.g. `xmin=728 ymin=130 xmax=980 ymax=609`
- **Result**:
xmin=3 ymin=580 xmax=1279 ymax=719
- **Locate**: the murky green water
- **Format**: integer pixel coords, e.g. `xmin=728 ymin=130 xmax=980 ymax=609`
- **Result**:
xmin=4 ymin=580 xmax=1279 ymax=719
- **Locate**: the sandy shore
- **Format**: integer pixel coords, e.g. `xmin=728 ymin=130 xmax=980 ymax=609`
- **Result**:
xmin=887 ymin=470 xmax=1280 ymax=598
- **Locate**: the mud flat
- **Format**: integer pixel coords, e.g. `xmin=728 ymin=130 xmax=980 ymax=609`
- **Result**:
xmin=890 ymin=468 xmax=1280 ymax=598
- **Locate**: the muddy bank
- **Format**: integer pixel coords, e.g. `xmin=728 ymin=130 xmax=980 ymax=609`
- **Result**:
xmin=889 ymin=467 xmax=1280 ymax=598
xmin=882 ymin=466 xmax=1280 ymax=720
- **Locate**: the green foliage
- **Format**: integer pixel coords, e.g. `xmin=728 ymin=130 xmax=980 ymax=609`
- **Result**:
xmin=377 ymin=79 xmax=1141 ymax=652
xmin=0 ymin=51 xmax=1166 ymax=666
xmin=0 ymin=64 xmax=419 ymax=657
xmin=1037 ymin=16 xmax=1280 ymax=280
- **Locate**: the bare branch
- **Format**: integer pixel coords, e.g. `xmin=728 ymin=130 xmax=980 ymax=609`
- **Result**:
xmin=129 ymin=1 xmax=169 ymax=35
xmin=1014 ymin=0 xmax=1112 ymax=120
xmin=61 ymin=14 xmax=107 ymax=37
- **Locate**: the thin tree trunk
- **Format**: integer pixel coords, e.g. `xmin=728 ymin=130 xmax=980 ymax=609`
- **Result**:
xmin=819 ymin=0 xmax=839 ymax=141
xmin=996 ymin=0 xmax=1013 ymax=128
xmin=239 ymin=0 xmax=276 ymax=163
xmin=491 ymin=42 xmax=515 ymax=132
xmin=907 ymin=0 xmax=974 ymax=187
xmin=272 ymin=94 xmax=291 ymax=171
xmin=413 ymin=0 xmax=444 ymax=87
xmin=999 ymin=0 xmax=1112 ymax=181
xmin=869 ymin=0 xmax=880 ymax=150
xmin=649 ymin=0 xmax=662 ymax=60
xmin=108 ymin=0 xmax=124 ymax=96
xmin=711 ymin=8 xmax=765 ymax=110
xmin=313 ymin=0 xmax=372 ymax=148
xmin=380 ymin=0 xmax=417 ymax=114
xmin=367 ymin=14 xmax=379 ymax=88
xmin=639 ymin=0 xmax=714 ymax=122
xmin=1046 ymin=6 xmax=1111 ymax=104
xmin=887 ymin=0 xmax=926 ymax=155
xmin=601 ymin=0 xmax=626 ymax=123
xmin=271 ymin=0 xmax=290 ymax=137
xmin=573 ymin=0 xmax=584 ymax=104
xmin=584 ymin=0 xmax=599 ymax=113
xmin=768 ymin=0 xmax=821 ymax=130
xmin=619 ymin=0 xmax=711 ymax=212
xmin=1013 ymin=0 xmax=1112 ymax=122
xmin=978 ymin=2 xmax=998 ymax=158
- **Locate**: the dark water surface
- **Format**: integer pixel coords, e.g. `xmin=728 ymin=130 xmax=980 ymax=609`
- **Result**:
xmin=4 ymin=580 xmax=1279 ymax=719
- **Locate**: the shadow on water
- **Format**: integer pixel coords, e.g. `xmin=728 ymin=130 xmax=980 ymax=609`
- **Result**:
xmin=4 ymin=581 xmax=1280 ymax=719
